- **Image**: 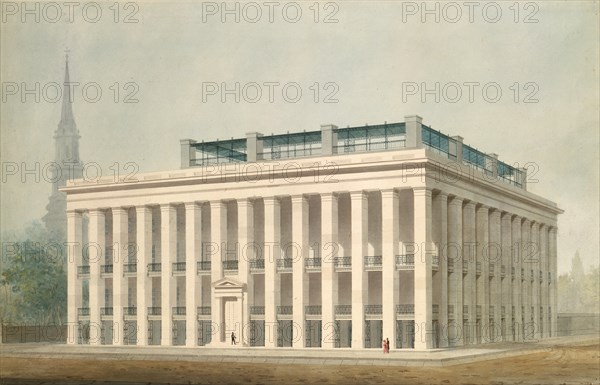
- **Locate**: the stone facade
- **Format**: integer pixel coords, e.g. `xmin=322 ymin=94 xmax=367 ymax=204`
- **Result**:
xmin=63 ymin=115 xmax=562 ymax=349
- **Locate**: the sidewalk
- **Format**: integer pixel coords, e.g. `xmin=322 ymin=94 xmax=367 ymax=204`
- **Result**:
xmin=1 ymin=335 xmax=598 ymax=367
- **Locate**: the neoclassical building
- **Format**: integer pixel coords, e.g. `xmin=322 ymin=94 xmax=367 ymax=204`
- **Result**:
xmin=64 ymin=116 xmax=562 ymax=350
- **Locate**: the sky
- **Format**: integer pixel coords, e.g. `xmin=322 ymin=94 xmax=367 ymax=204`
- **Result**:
xmin=1 ymin=1 xmax=598 ymax=274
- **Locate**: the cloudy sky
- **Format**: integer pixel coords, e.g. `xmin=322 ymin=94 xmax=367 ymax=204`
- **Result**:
xmin=1 ymin=1 xmax=598 ymax=273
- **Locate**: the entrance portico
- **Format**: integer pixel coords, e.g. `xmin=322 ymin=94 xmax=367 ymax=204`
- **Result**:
xmin=211 ymin=277 xmax=247 ymax=346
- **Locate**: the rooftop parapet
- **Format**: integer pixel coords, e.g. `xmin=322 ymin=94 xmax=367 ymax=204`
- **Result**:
xmin=181 ymin=115 xmax=526 ymax=189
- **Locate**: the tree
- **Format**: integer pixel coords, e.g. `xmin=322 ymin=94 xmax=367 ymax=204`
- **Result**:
xmin=571 ymin=251 xmax=584 ymax=281
xmin=0 ymin=222 xmax=67 ymax=325
xmin=557 ymin=251 xmax=600 ymax=314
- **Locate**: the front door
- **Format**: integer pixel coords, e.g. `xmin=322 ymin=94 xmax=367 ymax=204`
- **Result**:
xmin=224 ymin=297 xmax=238 ymax=342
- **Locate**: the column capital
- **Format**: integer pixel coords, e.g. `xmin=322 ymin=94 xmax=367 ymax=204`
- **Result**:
xmin=88 ymin=208 xmax=105 ymax=217
xmin=380 ymin=188 xmax=398 ymax=199
xmin=511 ymin=214 xmax=521 ymax=222
xmin=236 ymin=198 xmax=254 ymax=208
xmin=349 ymin=190 xmax=367 ymax=200
xmin=412 ymin=186 xmax=432 ymax=197
xmin=291 ymin=194 xmax=307 ymax=204
xmin=263 ymin=196 xmax=280 ymax=206
xmin=476 ymin=203 xmax=490 ymax=211
xmin=549 ymin=226 xmax=558 ymax=235
xmin=530 ymin=221 xmax=540 ymax=230
xmin=320 ymin=192 xmax=338 ymax=202
xmin=448 ymin=195 xmax=463 ymax=206
xmin=435 ymin=191 xmax=449 ymax=200
xmin=522 ymin=218 xmax=531 ymax=225
xmin=489 ymin=208 xmax=501 ymax=217
xmin=135 ymin=205 xmax=152 ymax=214
xmin=210 ymin=200 xmax=226 ymax=209
xmin=111 ymin=207 xmax=128 ymax=215
xmin=160 ymin=203 xmax=176 ymax=212
xmin=66 ymin=210 xmax=82 ymax=218
xmin=463 ymin=200 xmax=476 ymax=210
xmin=184 ymin=201 xmax=201 ymax=210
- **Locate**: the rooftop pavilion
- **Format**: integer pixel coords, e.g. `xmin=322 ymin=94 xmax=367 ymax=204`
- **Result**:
xmin=181 ymin=116 xmax=527 ymax=190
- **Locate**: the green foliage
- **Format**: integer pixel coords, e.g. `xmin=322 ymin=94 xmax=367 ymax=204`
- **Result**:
xmin=557 ymin=251 xmax=600 ymax=314
xmin=1 ymin=222 xmax=67 ymax=324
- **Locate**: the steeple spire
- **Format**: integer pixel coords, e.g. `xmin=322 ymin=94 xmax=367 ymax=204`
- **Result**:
xmin=44 ymin=53 xmax=84 ymax=239
xmin=59 ymin=49 xmax=76 ymax=130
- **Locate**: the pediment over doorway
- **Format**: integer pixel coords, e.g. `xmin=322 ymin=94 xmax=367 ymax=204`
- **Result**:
xmin=212 ymin=277 xmax=246 ymax=290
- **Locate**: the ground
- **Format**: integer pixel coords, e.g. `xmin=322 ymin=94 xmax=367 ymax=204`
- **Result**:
xmin=1 ymin=343 xmax=599 ymax=385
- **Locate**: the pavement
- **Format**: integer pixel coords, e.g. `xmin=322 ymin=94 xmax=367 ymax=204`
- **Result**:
xmin=1 ymin=334 xmax=598 ymax=367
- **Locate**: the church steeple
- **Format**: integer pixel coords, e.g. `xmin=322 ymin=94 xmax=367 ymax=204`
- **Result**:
xmin=43 ymin=53 xmax=84 ymax=239
xmin=59 ymin=52 xmax=77 ymax=130
xmin=53 ymin=52 xmax=81 ymax=167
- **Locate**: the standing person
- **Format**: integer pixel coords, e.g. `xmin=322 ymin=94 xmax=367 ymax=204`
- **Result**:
xmin=385 ymin=338 xmax=390 ymax=353
xmin=231 ymin=332 xmax=236 ymax=345
xmin=382 ymin=339 xmax=387 ymax=353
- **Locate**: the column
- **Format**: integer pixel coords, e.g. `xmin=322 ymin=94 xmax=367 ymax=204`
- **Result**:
xmin=476 ymin=205 xmax=489 ymax=344
xmin=67 ymin=211 xmax=83 ymax=345
xmin=237 ymin=199 xmax=253 ymax=346
xmin=382 ymin=189 xmax=399 ymax=347
xmin=549 ymin=227 xmax=558 ymax=337
xmin=434 ymin=192 xmax=448 ymax=347
xmin=185 ymin=202 xmax=202 ymax=347
xmin=292 ymin=195 xmax=309 ymax=348
xmin=321 ymin=193 xmax=338 ymax=348
xmin=413 ymin=187 xmax=433 ymax=349
xmin=521 ymin=219 xmax=531 ymax=340
xmin=500 ymin=212 xmax=513 ymax=341
xmin=462 ymin=202 xmax=476 ymax=344
xmin=511 ymin=215 xmax=523 ymax=341
xmin=264 ymin=197 xmax=281 ymax=348
xmin=136 ymin=206 xmax=152 ymax=346
xmin=489 ymin=209 xmax=502 ymax=343
xmin=530 ymin=222 xmax=540 ymax=339
xmin=539 ymin=225 xmax=549 ymax=338
xmin=351 ymin=191 xmax=368 ymax=349
xmin=210 ymin=201 xmax=226 ymax=343
xmin=112 ymin=207 xmax=128 ymax=345
xmin=88 ymin=209 xmax=105 ymax=345
xmin=160 ymin=204 xmax=177 ymax=346
xmin=447 ymin=196 xmax=463 ymax=346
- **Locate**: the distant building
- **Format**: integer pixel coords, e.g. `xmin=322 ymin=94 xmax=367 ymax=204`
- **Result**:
xmin=43 ymin=55 xmax=83 ymax=239
xmin=64 ymin=116 xmax=562 ymax=349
